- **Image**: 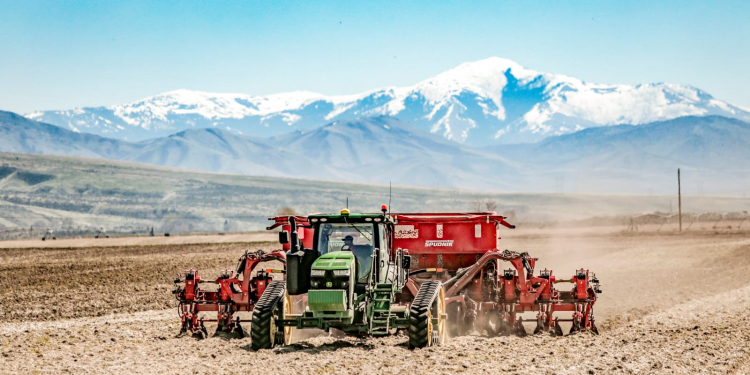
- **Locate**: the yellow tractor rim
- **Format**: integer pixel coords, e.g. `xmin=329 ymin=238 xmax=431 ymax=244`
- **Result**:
xmin=437 ymin=288 xmax=446 ymax=345
xmin=427 ymin=310 xmax=433 ymax=345
xmin=426 ymin=287 xmax=447 ymax=346
xmin=283 ymin=292 xmax=294 ymax=345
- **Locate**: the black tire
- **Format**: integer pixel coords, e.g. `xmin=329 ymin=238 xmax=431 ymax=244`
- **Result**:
xmin=250 ymin=281 xmax=286 ymax=350
xmin=408 ymin=280 xmax=445 ymax=349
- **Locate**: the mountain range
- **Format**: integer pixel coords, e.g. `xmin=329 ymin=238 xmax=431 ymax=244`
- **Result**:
xmin=2 ymin=110 xmax=748 ymax=195
xmin=26 ymin=57 xmax=750 ymax=145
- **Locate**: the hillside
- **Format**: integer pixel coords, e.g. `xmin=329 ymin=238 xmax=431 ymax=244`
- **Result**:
xmin=493 ymin=115 xmax=750 ymax=195
xmin=0 ymin=110 xmax=138 ymax=158
xmin=268 ymin=117 xmax=520 ymax=189
xmin=0 ymin=111 xmax=328 ymax=178
xmin=1 ymin=152 xmax=748 ymax=237
xmin=3 ymin=111 xmax=750 ymax=194
xmin=128 ymin=128 xmax=331 ymax=177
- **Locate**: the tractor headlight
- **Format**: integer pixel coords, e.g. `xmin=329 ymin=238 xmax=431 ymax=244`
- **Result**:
xmin=333 ymin=269 xmax=350 ymax=277
xmin=311 ymin=269 xmax=326 ymax=277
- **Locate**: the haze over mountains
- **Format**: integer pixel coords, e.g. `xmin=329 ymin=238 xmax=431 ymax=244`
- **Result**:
xmin=2 ymin=110 xmax=748 ymax=195
xmin=26 ymin=57 xmax=750 ymax=145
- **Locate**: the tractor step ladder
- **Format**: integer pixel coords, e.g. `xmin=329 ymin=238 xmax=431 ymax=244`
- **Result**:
xmin=369 ymin=284 xmax=396 ymax=336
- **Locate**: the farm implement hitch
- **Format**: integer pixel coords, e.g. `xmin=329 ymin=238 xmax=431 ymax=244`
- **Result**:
xmin=439 ymin=249 xmax=602 ymax=336
xmin=173 ymin=249 xmax=287 ymax=339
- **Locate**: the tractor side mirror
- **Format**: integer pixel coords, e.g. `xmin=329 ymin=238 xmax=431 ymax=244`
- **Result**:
xmin=402 ymin=255 xmax=411 ymax=270
xmin=279 ymin=231 xmax=289 ymax=244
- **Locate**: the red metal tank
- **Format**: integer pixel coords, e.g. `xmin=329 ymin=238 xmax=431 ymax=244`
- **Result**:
xmin=391 ymin=212 xmax=515 ymax=271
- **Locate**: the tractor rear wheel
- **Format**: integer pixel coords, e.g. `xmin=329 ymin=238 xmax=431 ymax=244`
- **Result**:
xmin=408 ymin=280 xmax=446 ymax=349
xmin=250 ymin=281 xmax=288 ymax=350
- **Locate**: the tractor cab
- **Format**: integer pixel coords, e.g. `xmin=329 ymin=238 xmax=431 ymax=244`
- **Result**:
xmin=308 ymin=209 xmax=394 ymax=292
xmin=317 ymin=223 xmax=373 ymax=280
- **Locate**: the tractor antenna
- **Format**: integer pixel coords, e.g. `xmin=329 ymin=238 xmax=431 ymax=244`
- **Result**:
xmin=389 ymin=181 xmax=392 ymax=216
xmin=346 ymin=196 xmax=349 ymax=209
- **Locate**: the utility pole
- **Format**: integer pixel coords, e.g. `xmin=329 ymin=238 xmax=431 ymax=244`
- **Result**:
xmin=678 ymin=168 xmax=682 ymax=232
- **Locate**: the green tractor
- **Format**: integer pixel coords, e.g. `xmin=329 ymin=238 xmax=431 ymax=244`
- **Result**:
xmin=250 ymin=207 xmax=446 ymax=350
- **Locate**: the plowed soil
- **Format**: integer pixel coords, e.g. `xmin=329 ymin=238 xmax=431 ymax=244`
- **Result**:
xmin=1 ymin=229 xmax=750 ymax=374
xmin=0 ymin=232 xmax=276 ymax=249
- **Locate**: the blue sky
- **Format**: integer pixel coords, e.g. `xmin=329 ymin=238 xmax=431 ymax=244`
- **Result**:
xmin=1 ymin=0 xmax=749 ymax=113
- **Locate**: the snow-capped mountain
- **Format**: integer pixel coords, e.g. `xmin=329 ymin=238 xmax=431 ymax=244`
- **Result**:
xmin=26 ymin=57 xmax=750 ymax=145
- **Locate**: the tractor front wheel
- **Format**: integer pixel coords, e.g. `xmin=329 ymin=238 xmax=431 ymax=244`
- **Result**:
xmin=250 ymin=281 xmax=288 ymax=350
xmin=408 ymin=280 xmax=446 ymax=349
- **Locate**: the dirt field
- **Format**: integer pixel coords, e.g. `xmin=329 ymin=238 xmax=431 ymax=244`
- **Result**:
xmin=1 ymin=228 xmax=749 ymax=374
xmin=0 ymin=232 xmax=276 ymax=249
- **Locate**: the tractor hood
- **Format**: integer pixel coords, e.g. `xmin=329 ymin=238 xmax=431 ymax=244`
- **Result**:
xmin=312 ymin=251 xmax=355 ymax=270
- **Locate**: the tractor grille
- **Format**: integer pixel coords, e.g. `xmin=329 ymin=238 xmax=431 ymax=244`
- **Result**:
xmin=307 ymin=290 xmax=347 ymax=311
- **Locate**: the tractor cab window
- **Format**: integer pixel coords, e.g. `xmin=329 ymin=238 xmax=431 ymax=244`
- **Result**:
xmin=317 ymin=223 xmax=374 ymax=280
